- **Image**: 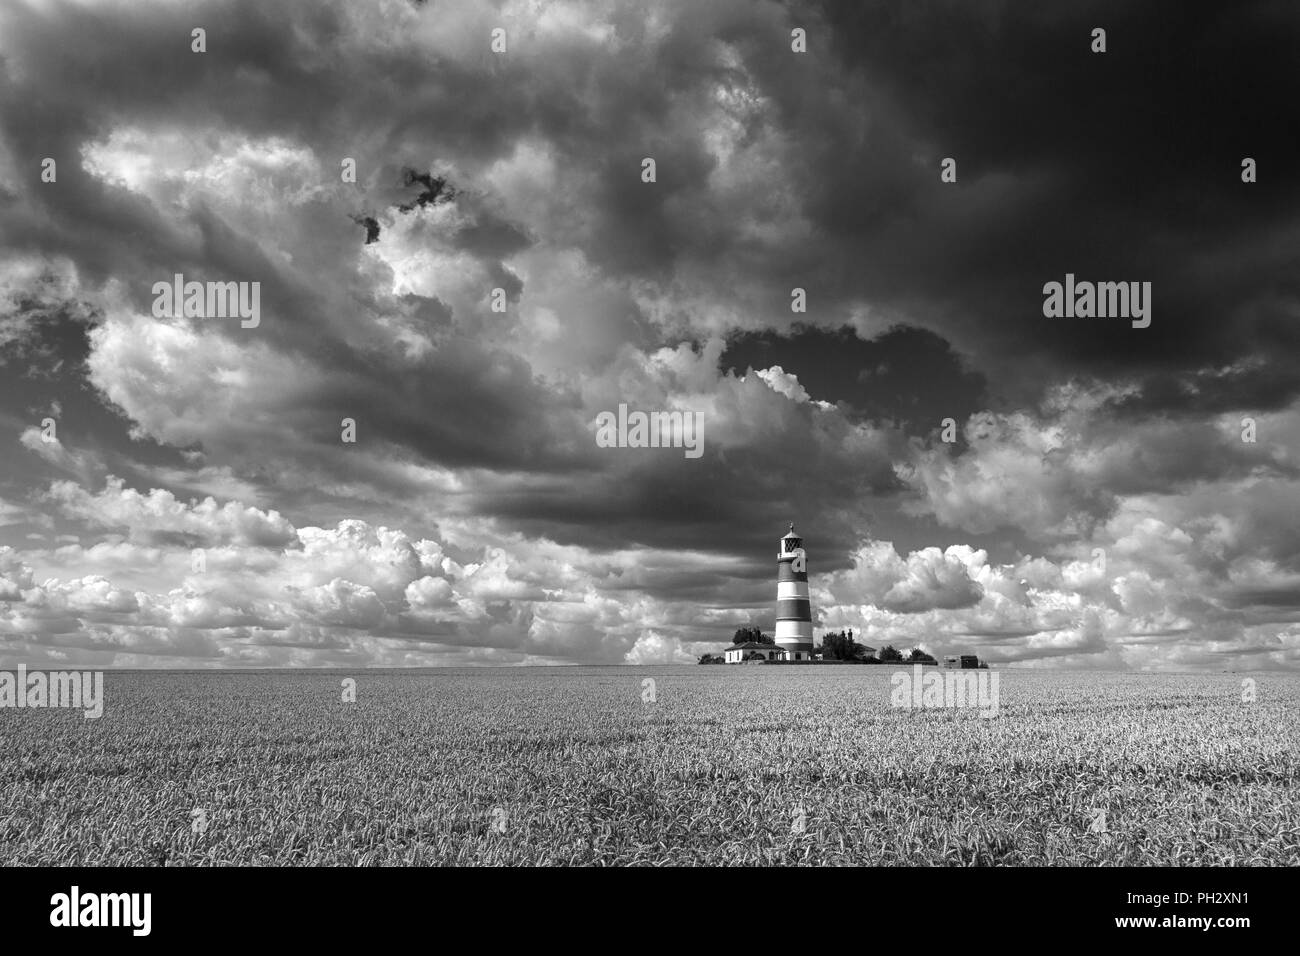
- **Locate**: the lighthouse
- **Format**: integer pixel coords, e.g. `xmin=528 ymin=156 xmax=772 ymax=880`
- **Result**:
xmin=776 ymin=523 xmax=814 ymax=660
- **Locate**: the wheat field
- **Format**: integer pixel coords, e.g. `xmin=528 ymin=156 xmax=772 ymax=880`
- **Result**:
xmin=0 ymin=667 xmax=1295 ymax=866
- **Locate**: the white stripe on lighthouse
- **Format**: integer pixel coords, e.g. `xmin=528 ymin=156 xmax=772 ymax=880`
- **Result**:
xmin=775 ymin=620 xmax=813 ymax=640
xmin=777 ymin=581 xmax=809 ymax=601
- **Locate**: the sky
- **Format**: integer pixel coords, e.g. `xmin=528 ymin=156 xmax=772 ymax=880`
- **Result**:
xmin=0 ymin=0 xmax=1297 ymax=669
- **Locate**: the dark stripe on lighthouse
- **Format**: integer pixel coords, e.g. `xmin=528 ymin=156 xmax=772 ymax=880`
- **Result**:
xmin=778 ymin=562 xmax=808 ymax=584
xmin=777 ymin=599 xmax=811 ymax=620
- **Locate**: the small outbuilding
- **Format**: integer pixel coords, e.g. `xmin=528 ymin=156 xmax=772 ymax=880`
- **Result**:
xmin=723 ymin=642 xmax=788 ymax=664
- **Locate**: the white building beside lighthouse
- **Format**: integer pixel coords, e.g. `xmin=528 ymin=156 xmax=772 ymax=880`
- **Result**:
xmin=775 ymin=523 xmax=814 ymax=660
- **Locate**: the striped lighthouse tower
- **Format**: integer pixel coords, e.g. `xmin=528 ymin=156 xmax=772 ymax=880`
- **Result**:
xmin=775 ymin=523 xmax=814 ymax=660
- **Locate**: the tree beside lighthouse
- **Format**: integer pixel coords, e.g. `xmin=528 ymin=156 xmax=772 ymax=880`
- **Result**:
xmin=776 ymin=523 xmax=814 ymax=660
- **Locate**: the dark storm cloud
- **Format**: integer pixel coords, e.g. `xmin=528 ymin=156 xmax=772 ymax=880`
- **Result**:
xmin=1109 ymin=359 xmax=1300 ymax=419
xmin=722 ymin=326 xmax=987 ymax=437
xmin=795 ymin=0 xmax=1300 ymax=408
xmin=5 ymin=0 xmax=1297 ymax=416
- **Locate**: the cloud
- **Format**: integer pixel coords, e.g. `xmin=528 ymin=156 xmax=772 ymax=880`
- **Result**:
xmin=20 ymin=428 xmax=102 ymax=482
xmin=0 ymin=0 xmax=1296 ymax=670
xmin=822 ymin=541 xmax=983 ymax=614
xmin=46 ymin=476 xmax=296 ymax=547
xmin=755 ymin=365 xmax=811 ymax=403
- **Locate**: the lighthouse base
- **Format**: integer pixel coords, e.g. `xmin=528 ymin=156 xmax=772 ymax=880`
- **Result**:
xmin=775 ymin=640 xmax=814 ymax=661
xmin=775 ymin=619 xmax=813 ymax=660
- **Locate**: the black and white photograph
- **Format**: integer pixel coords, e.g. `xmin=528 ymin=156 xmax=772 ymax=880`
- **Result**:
xmin=0 ymin=0 xmax=1294 ymax=932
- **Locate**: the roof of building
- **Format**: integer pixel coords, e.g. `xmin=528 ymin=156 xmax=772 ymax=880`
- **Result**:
xmin=729 ymin=642 xmax=784 ymax=650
